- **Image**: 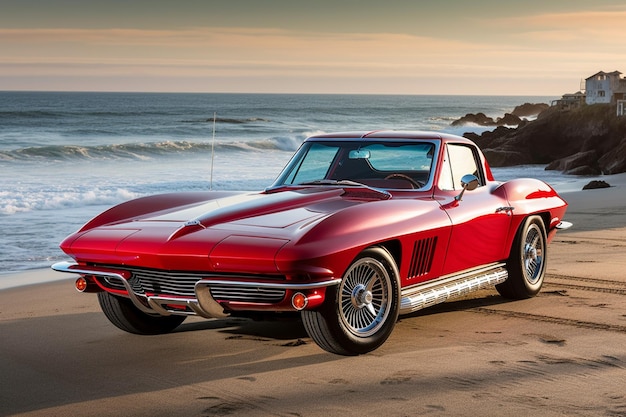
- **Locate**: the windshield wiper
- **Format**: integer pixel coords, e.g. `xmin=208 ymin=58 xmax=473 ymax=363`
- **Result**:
xmin=299 ymin=179 xmax=348 ymax=186
xmin=299 ymin=179 xmax=391 ymax=199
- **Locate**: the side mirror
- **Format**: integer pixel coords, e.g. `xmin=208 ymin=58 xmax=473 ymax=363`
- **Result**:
xmin=455 ymin=174 xmax=479 ymax=201
xmin=461 ymin=174 xmax=479 ymax=191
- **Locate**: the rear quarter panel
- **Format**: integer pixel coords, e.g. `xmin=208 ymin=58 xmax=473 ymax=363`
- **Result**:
xmin=492 ymin=178 xmax=569 ymax=248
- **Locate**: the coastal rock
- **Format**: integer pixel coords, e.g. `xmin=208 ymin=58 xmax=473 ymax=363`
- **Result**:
xmin=565 ymin=165 xmax=600 ymax=175
xmin=597 ymin=138 xmax=626 ymax=174
xmin=465 ymin=104 xmax=626 ymax=175
xmin=582 ymin=180 xmax=611 ymax=190
xmin=481 ymin=149 xmax=529 ymax=166
xmin=511 ymin=103 xmax=549 ymax=117
xmin=464 ymin=126 xmax=513 ymax=148
xmin=451 ymin=112 xmax=523 ymax=127
xmin=451 ymin=103 xmax=547 ymax=127
xmin=545 ymin=150 xmax=600 ymax=174
xmin=496 ymin=113 xmax=523 ymax=126
xmin=451 ymin=112 xmax=495 ymax=126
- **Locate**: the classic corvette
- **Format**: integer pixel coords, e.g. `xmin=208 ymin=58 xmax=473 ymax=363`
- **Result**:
xmin=52 ymin=131 xmax=571 ymax=355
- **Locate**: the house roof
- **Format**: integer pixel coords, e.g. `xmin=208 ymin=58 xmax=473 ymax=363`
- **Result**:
xmin=586 ymin=70 xmax=623 ymax=80
xmin=561 ymin=91 xmax=585 ymax=98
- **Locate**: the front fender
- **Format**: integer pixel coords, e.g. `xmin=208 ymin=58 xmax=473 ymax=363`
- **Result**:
xmin=275 ymin=198 xmax=450 ymax=279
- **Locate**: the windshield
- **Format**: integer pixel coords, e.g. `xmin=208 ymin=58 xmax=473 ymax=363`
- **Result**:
xmin=272 ymin=140 xmax=436 ymax=190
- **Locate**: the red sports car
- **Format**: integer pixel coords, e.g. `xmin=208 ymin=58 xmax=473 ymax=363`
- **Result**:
xmin=52 ymin=131 xmax=571 ymax=355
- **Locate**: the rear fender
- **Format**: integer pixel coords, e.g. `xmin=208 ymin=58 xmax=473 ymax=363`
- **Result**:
xmin=493 ymin=178 xmax=568 ymax=252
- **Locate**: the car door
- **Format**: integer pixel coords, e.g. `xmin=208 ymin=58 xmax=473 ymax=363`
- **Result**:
xmin=436 ymin=143 xmax=513 ymax=275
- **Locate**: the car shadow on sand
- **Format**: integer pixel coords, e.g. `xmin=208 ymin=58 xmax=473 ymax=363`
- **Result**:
xmin=175 ymin=313 xmax=309 ymax=341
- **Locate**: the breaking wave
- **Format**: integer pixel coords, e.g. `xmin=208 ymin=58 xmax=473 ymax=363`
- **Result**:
xmin=0 ymin=187 xmax=142 ymax=216
xmin=0 ymin=135 xmax=307 ymax=162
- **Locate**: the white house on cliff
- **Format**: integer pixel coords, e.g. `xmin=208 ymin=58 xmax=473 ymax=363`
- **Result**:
xmin=585 ymin=71 xmax=626 ymax=115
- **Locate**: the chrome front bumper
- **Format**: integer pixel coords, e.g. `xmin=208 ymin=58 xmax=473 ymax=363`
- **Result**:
xmin=51 ymin=261 xmax=341 ymax=318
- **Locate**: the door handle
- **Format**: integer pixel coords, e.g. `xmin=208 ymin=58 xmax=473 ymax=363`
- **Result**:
xmin=496 ymin=206 xmax=514 ymax=216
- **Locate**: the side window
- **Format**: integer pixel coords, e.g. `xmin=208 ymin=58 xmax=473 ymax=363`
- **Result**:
xmin=438 ymin=144 xmax=481 ymax=191
xmin=438 ymin=147 xmax=454 ymax=191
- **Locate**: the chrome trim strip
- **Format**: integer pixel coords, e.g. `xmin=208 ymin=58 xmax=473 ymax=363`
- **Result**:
xmin=194 ymin=278 xmax=342 ymax=290
xmin=193 ymin=278 xmax=342 ymax=318
xmin=52 ymin=261 xmax=124 ymax=277
xmin=52 ymin=261 xmax=174 ymax=316
xmin=399 ymin=263 xmax=508 ymax=315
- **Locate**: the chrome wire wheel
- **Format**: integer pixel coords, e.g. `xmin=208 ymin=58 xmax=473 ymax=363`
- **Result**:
xmin=339 ymin=257 xmax=391 ymax=338
xmin=496 ymin=215 xmax=547 ymax=300
xmin=301 ymin=246 xmax=399 ymax=355
xmin=523 ymin=223 xmax=544 ymax=285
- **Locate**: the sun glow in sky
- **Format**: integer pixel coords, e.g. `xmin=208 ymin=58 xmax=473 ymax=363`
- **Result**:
xmin=2 ymin=0 xmax=626 ymax=95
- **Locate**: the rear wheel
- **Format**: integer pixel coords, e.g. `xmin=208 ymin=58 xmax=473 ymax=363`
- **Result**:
xmin=302 ymin=247 xmax=400 ymax=355
xmin=97 ymin=291 xmax=186 ymax=335
xmin=497 ymin=215 xmax=547 ymax=299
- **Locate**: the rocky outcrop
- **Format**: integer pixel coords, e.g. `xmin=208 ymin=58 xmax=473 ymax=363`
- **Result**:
xmin=598 ymin=140 xmax=626 ymax=174
xmin=582 ymin=180 xmax=611 ymax=190
xmin=451 ymin=112 xmax=491 ymax=126
xmin=511 ymin=102 xmax=549 ymax=117
xmin=451 ymin=112 xmax=522 ymax=127
xmin=464 ymin=104 xmax=626 ymax=175
xmin=451 ymin=102 xmax=548 ymax=127
xmin=545 ymin=150 xmax=599 ymax=175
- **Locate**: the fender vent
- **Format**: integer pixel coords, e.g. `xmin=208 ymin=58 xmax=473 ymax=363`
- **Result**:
xmin=408 ymin=236 xmax=437 ymax=279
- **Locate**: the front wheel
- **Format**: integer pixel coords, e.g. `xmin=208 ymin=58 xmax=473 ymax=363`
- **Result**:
xmin=496 ymin=215 xmax=548 ymax=299
xmin=302 ymin=247 xmax=400 ymax=355
xmin=97 ymin=291 xmax=186 ymax=335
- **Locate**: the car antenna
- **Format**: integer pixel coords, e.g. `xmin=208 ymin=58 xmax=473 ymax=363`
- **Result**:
xmin=209 ymin=112 xmax=216 ymax=190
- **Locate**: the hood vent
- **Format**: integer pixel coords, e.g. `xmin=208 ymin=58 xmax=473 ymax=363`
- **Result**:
xmin=408 ymin=236 xmax=437 ymax=279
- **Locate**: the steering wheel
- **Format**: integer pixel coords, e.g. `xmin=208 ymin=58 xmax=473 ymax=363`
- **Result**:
xmin=384 ymin=173 xmax=423 ymax=189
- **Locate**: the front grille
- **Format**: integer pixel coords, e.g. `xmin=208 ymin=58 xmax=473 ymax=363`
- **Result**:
xmin=130 ymin=268 xmax=204 ymax=297
xmin=209 ymin=285 xmax=285 ymax=303
xmin=93 ymin=265 xmax=287 ymax=304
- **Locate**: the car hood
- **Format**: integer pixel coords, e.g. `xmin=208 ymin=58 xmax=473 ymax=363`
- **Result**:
xmin=62 ymin=187 xmax=397 ymax=269
xmin=148 ymin=188 xmax=351 ymax=230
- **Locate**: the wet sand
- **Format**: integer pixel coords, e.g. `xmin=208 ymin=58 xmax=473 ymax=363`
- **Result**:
xmin=1 ymin=175 xmax=625 ymax=417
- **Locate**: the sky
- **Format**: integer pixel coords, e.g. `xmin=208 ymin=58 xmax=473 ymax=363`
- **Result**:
xmin=1 ymin=0 xmax=626 ymax=95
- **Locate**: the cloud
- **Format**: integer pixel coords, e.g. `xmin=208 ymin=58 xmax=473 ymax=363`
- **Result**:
xmin=491 ymin=8 xmax=626 ymax=45
xmin=0 ymin=27 xmax=487 ymax=73
xmin=0 ymin=21 xmax=619 ymax=94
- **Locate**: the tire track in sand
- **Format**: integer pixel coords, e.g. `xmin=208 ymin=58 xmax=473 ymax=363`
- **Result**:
xmin=471 ymin=307 xmax=626 ymax=333
xmin=546 ymin=273 xmax=626 ymax=295
xmin=469 ymin=272 xmax=626 ymax=333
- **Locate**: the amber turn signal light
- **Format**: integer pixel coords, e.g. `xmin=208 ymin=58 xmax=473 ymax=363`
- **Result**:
xmin=75 ymin=277 xmax=88 ymax=292
xmin=291 ymin=292 xmax=308 ymax=310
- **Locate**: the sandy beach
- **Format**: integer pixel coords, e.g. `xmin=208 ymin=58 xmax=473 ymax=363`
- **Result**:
xmin=1 ymin=174 xmax=625 ymax=417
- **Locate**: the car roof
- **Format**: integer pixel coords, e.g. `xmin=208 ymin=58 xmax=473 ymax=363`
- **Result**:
xmin=306 ymin=130 xmax=475 ymax=145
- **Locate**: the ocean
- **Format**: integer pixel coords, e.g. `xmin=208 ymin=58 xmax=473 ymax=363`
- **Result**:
xmin=1 ymin=91 xmax=575 ymax=276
